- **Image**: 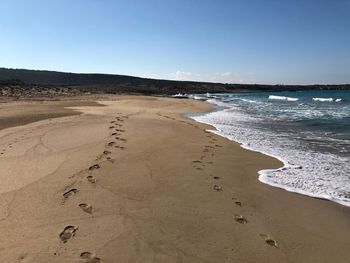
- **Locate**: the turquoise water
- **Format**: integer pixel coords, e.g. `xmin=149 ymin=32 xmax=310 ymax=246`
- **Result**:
xmin=190 ymin=90 xmax=350 ymax=207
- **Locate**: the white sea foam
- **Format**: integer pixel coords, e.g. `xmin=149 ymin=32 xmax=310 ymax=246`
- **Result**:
xmin=205 ymin=93 xmax=220 ymax=99
xmin=172 ymin=93 xmax=188 ymax=98
xmin=188 ymin=94 xmax=205 ymax=100
xmin=269 ymin=95 xmax=299 ymax=101
xmin=312 ymin=97 xmax=334 ymax=102
xmin=312 ymin=97 xmax=343 ymax=102
xmin=240 ymin=98 xmax=258 ymax=103
xmin=190 ymin=98 xmax=350 ymax=207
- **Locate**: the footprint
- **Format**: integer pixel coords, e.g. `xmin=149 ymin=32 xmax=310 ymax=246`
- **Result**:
xmin=103 ymin=150 xmax=111 ymax=155
xmin=89 ymin=164 xmax=100 ymax=171
xmin=234 ymin=201 xmax=242 ymax=206
xmin=63 ymin=189 xmax=78 ymax=199
xmin=213 ymin=185 xmax=222 ymax=191
xmin=80 ymin=252 xmax=92 ymax=259
xmin=60 ymin=225 xmax=78 ymax=243
xmin=192 ymin=160 xmax=202 ymax=163
xmin=232 ymin=197 xmax=242 ymax=206
xmin=18 ymin=254 xmax=33 ymax=262
xmin=87 ymin=175 xmax=96 ymax=183
xmin=80 ymin=252 xmax=102 ymax=262
xmin=108 ymin=142 xmax=115 ymax=146
xmin=115 ymin=129 xmax=125 ymax=132
xmin=203 ymin=147 xmax=213 ymax=153
xmin=109 ymin=126 xmax=115 ymax=129
xmin=115 ymin=137 xmax=127 ymax=142
xmin=115 ymin=146 xmax=125 ymax=150
xmin=79 ymin=203 xmax=93 ymax=214
xmin=265 ymin=238 xmax=278 ymax=247
xmin=260 ymin=234 xmax=278 ymax=247
xmin=213 ymin=176 xmax=220 ymax=180
xmin=234 ymin=215 xmax=248 ymax=224
xmin=110 ymin=121 xmax=115 ymax=124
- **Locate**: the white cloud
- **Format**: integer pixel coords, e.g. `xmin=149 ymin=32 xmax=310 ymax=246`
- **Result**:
xmin=170 ymin=70 xmax=201 ymax=81
xmin=220 ymin=72 xmax=232 ymax=77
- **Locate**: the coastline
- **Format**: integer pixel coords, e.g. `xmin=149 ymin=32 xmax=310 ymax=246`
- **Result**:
xmin=190 ymin=94 xmax=350 ymax=208
xmin=0 ymin=95 xmax=349 ymax=262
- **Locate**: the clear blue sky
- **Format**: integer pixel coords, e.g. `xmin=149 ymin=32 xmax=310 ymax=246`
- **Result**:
xmin=1 ymin=0 xmax=349 ymax=84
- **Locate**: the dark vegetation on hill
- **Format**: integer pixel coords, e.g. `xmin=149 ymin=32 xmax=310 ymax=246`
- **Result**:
xmin=0 ymin=68 xmax=349 ymax=97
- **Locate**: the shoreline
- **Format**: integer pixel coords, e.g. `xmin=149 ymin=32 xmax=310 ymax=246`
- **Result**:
xmin=0 ymin=95 xmax=349 ymax=262
xmin=0 ymin=95 xmax=343 ymax=208
xmin=190 ymin=96 xmax=350 ymax=208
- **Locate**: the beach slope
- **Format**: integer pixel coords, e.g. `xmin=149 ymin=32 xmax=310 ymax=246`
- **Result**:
xmin=0 ymin=96 xmax=349 ymax=263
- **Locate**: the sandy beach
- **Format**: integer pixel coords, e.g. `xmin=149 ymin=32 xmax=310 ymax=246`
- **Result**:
xmin=0 ymin=95 xmax=349 ymax=263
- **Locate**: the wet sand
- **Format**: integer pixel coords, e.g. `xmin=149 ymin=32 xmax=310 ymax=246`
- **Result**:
xmin=0 ymin=99 xmax=102 ymax=130
xmin=0 ymin=95 xmax=349 ymax=262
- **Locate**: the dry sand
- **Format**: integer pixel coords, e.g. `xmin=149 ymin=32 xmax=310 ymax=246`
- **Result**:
xmin=0 ymin=95 xmax=349 ymax=263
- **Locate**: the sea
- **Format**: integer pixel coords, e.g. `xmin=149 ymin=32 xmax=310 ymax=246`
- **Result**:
xmin=188 ymin=90 xmax=350 ymax=207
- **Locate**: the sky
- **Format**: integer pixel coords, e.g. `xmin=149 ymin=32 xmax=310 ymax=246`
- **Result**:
xmin=0 ymin=0 xmax=349 ymax=84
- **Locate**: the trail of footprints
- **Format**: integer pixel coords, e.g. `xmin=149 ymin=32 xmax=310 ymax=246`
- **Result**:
xmin=58 ymin=113 xmax=129 ymax=262
xmin=57 ymin=111 xmax=276 ymax=262
xmin=191 ymin=131 xmax=221 ymax=171
xmin=192 ymin=128 xmax=278 ymax=249
xmin=164 ymin=114 xmax=277 ymax=247
xmin=157 ymin=112 xmax=201 ymax=129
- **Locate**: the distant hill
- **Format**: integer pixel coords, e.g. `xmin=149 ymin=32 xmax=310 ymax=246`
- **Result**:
xmin=0 ymin=67 xmax=349 ymax=95
xmin=0 ymin=68 xmax=154 ymax=86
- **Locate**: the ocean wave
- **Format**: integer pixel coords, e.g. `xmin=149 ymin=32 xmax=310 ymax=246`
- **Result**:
xmin=188 ymin=94 xmax=206 ymax=100
xmin=312 ymin=97 xmax=342 ymax=102
xmin=206 ymin=93 xmax=220 ymax=99
xmin=240 ymin=98 xmax=258 ymax=103
xmin=269 ymin=95 xmax=299 ymax=101
xmin=189 ymin=100 xmax=350 ymax=208
xmin=172 ymin=93 xmax=189 ymax=98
